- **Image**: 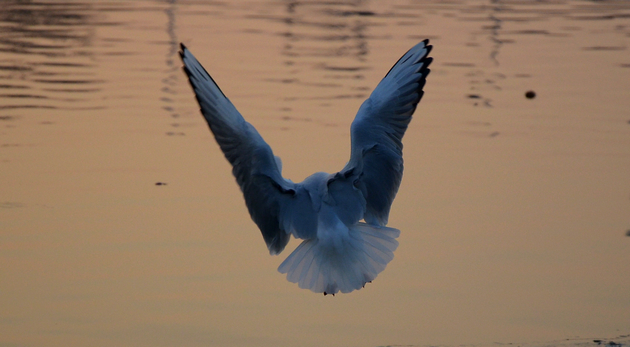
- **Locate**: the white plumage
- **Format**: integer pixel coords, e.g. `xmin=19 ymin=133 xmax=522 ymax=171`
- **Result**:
xmin=180 ymin=40 xmax=432 ymax=295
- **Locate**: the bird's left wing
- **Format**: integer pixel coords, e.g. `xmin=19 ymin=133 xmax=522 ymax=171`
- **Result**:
xmin=180 ymin=44 xmax=314 ymax=254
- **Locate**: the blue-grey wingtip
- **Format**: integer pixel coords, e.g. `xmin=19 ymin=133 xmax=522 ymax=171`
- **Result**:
xmin=179 ymin=43 xmax=187 ymax=58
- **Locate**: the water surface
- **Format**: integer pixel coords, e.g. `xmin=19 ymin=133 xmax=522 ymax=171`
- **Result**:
xmin=1 ymin=1 xmax=629 ymax=347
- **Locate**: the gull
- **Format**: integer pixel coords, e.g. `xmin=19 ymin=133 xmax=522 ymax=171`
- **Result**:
xmin=179 ymin=40 xmax=432 ymax=295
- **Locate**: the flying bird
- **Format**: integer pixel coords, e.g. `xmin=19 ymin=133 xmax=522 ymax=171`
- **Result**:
xmin=180 ymin=40 xmax=432 ymax=295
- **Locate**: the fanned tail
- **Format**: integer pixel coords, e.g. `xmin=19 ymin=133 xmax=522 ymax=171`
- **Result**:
xmin=277 ymin=222 xmax=400 ymax=295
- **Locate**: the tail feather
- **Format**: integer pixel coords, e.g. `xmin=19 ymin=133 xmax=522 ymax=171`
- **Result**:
xmin=278 ymin=222 xmax=400 ymax=294
xmin=283 ymin=240 xmax=316 ymax=283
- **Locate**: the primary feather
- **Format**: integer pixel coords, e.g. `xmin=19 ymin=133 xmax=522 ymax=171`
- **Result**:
xmin=180 ymin=40 xmax=432 ymax=294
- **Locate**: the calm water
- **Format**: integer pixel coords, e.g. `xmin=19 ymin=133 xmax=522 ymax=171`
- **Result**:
xmin=1 ymin=1 xmax=629 ymax=347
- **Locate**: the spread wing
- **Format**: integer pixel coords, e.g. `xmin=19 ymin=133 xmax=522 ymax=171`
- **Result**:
xmin=180 ymin=44 xmax=316 ymax=254
xmin=344 ymin=40 xmax=432 ymax=225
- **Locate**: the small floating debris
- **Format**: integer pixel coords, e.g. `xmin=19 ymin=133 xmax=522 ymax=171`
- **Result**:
xmin=467 ymin=94 xmax=481 ymax=99
xmin=625 ymin=229 xmax=630 ymax=237
xmin=155 ymin=182 xmax=167 ymax=186
xmin=525 ymin=90 xmax=536 ymax=99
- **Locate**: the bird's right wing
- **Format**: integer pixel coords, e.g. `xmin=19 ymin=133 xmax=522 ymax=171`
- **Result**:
xmin=345 ymin=40 xmax=432 ymax=226
xmin=180 ymin=44 xmax=315 ymax=254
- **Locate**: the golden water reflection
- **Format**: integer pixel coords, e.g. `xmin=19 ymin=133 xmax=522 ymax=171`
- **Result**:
xmin=1 ymin=1 xmax=629 ymax=346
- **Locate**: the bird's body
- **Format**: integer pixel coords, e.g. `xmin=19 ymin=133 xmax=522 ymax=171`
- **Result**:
xmin=180 ymin=40 xmax=432 ymax=295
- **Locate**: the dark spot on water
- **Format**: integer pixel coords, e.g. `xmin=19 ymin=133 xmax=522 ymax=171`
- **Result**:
xmin=0 ymin=65 xmax=32 ymax=72
xmin=489 ymin=131 xmax=500 ymax=137
xmin=155 ymin=182 xmax=167 ymax=186
xmin=33 ymin=78 xmax=104 ymax=84
xmin=513 ymin=29 xmax=550 ymax=35
xmin=321 ymin=65 xmax=366 ymax=72
xmin=263 ymin=78 xmax=298 ymax=84
xmin=582 ymin=46 xmax=626 ymax=51
xmin=525 ymin=90 xmax=536 ymax=99
xmin=467 ymin=94 xmax=481 ymax=99
xmin=329 ymin=10 xmax=375 ymax=17
xmin=575 ymin=13 xmax=630 ymax=20
xmin=0 ymin=105 xmax=56 ymax=110
xmin=281 ymin=116 xmax=312 ymax=122
xmin=0 ymin=202 xmax=25 ymax=209
xmin=166 ymin=132 xmax=185 ymax=136
xmin=444 ymin=62 xmax=475 ymax=67
xmin=0 ymin=93 xmax=46 ymax=99
xmin=625 ymin=230 xmax=630 ymax=237
xmin=0 ymin=84 xmax=29 ymax=90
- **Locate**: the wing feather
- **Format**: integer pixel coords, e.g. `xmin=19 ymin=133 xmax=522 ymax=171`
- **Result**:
xmin=180 ymin=44 xmax=317 ymax=254
xmin=345 ymin=40 xmax=433 ymax=225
